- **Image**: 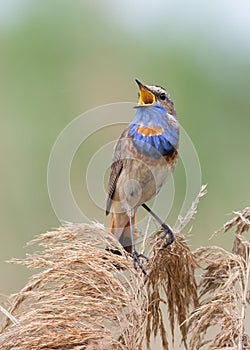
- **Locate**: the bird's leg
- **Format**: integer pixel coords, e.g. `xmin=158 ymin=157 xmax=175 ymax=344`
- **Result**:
xmin=128 ymin=211 xmax=148 ymax=274
xmin=141 ymin=203 xmax=174 ymax=247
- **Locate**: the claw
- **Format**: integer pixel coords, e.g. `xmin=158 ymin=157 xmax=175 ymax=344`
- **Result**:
xmin=132 ymin=250 xmax=148 ymax=275
xmin=161 ymin=223 xmax=175 ymax=248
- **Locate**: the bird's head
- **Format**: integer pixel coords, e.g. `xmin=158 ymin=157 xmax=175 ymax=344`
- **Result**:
xmin=135 ymin=79 xmax=175 ymax=115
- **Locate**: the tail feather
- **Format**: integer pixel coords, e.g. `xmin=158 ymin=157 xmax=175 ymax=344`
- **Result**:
xmin=110 ymin=212 xmax=136 ymax=254
xmin=119 ymin=226 xmax=132 ymax=254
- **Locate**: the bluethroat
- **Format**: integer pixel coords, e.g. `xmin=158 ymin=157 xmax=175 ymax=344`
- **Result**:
xmin=106 ymin=79 xmax=179 ymax=273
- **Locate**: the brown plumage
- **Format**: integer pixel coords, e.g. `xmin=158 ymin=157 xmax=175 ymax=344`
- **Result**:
xmin=106 ymin=80 xmax=179 ymax=270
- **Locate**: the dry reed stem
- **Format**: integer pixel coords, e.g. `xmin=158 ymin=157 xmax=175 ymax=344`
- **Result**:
xmin=145 ymin=233 xmax=199 ymax=350
xmin=175 ymin=184 xmax=207 ymax=232
xmin=144 ymin=185 xmax=206 ymax=349
xmin=189 ymin=207 xmax=250 ymax=350
xmin=0 ymin=186 xmax=211 ymax=350
xmin=0 ymin=221 xmax=199 ymax=350
xmin=0 ymin=223 xmax=147 ymax=350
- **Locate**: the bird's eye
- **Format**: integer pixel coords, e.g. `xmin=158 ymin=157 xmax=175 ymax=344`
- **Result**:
xmin=159 ymin=93 xmax=166 ymax=101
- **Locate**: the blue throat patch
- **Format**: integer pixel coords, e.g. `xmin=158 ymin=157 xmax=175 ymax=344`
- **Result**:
xmin=129 ymin=103 xmax=179 ymax=159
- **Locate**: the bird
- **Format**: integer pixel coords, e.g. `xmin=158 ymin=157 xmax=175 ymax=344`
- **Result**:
xmin=106 ymin=79 xmax=179 ymax=272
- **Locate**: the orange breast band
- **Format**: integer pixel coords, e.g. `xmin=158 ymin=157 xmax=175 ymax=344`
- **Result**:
xmin=137 ymin=125 xmax=164 ymax=136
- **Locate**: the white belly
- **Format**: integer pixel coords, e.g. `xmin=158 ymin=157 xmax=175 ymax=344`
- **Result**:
xmin=116 ymin=158 xmax=173 ymax=212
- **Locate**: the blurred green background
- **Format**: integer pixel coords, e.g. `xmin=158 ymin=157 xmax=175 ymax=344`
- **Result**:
xmin=0 ymin=0 xmax=250 ymax=295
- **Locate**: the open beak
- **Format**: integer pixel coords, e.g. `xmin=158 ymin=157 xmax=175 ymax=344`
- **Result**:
xmin=135 ymin=79 xmax=155 ymax=106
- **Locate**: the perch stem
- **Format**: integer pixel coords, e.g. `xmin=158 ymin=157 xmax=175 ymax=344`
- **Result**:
xmin=239 ymin=246 xmax=250 ymax=350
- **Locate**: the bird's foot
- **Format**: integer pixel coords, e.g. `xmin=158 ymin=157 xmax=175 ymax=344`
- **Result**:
xmin=132 ymin=250 xmax=149 ymax=275
xmin=161 ymin=223 xmax=175 ymax=248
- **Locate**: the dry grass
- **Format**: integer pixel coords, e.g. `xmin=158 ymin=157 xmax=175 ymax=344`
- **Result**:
xmin=145 ymin=233 xmax=198 ymax=349
xmin=0 ymin=224 xmax=147 ymax=349
xmin=0 ymin=198 xmax=250 ymax=349
xmin=189 ymin=207 xmax=250 ymax=350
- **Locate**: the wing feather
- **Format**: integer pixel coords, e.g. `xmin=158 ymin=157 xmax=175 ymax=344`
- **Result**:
xmin=106 ymin=160 xmax=123 ymax=215
xmin=105 ymin=128 xmax=129 ymax=215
